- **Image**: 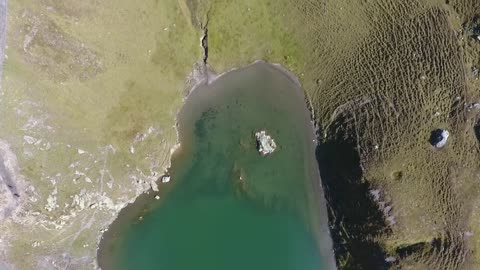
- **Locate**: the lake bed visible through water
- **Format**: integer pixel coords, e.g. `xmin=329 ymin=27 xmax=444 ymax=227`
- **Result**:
xmin=98 ymin=62 xmax=336 ymax=270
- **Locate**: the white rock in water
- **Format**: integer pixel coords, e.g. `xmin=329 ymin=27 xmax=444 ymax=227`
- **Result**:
xmin=155 ymin=195 xmax=160 ymax=200
xmin=161 ymin=175 xmax=171 ymax=183
xmin=255 ymin=130 xmax=277 ymax=155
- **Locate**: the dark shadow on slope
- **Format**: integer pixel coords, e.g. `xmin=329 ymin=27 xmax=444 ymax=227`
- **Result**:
xmin=316 ymin=124 xmax=390 ymax=270
xmin=474 ymin=121 xmax=480 ymax=143
xmin=394 ymin=233 xmax=465 ymax=268
xmin=463 ymin=15 xmax=480 ymax=39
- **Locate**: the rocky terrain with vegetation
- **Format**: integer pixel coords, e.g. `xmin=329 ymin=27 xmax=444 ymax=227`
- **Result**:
xmin=1 ymin=0 xmax=480 ymax=269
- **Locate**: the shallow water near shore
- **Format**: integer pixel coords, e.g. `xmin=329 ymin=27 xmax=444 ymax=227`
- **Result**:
xmin=98 ymin=62 xmax=335 ymax=270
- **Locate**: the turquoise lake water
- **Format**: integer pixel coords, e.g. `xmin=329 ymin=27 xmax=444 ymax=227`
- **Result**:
xmin=98 ymin=62 xmax=335 ymax=270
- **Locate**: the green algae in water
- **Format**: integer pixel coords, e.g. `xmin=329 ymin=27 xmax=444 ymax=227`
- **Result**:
xmin=105 ymin=63 xmax=333 ymax=270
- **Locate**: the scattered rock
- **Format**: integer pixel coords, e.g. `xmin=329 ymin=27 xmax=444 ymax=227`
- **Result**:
xmin=369 ymin=189 xmax=381 ymax=201
xmin=369 ymin=188 xmax=396 ymax=226
xmin=150 ymin=181 xmax=159 ymax=192
xmin=254 ymin=130 xmax=277 ymax=155
xmin=473 ymin=66 xmax=479 ymax=78
xmin=23 ymin=135 xmax=37 ymax=144
xmin=154 ymin=195 xmax=160 ymax=200
xmin=464 ymin=16 xmax=480 ymax=40
xmin=429 ymin=129 xmax=449 ymax=148
xmin=468 ymin=103 xmax=480 ymax=111
xmin=386 ymin=216 xmax=396 ymax=226
xmin=45 ymin=194 xmax=57 ymax=212
xmin=161 ymin=175 xmax=171 ymax=183
xmin=0 ymin=140 xmax=24 ymax=220
xmin=385 ymin=256 xmax=397 ymax=263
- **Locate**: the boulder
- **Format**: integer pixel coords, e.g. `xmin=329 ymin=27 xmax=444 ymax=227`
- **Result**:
xmin=429 ymin=129 xmax=449 ymax=148
xmin=161 ymin=175 xmax=171 ymax=183
xmin=254 ymin=130 xmax=277 ymax=155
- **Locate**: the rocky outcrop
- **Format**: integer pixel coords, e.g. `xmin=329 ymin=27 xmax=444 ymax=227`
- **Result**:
xmin=254 ymin=130 xmax=277 ymax=155
xmin=0 ymin=140 xmax=23 ymax=221
xmin=161 ymin=175 xmax=171 ymax=183
xmin=430 ymin=129 xmax=449 ymax=149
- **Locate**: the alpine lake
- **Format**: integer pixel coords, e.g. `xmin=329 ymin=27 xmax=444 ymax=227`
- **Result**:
xmin=97 ymin=62 xmax=336 ymax=270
